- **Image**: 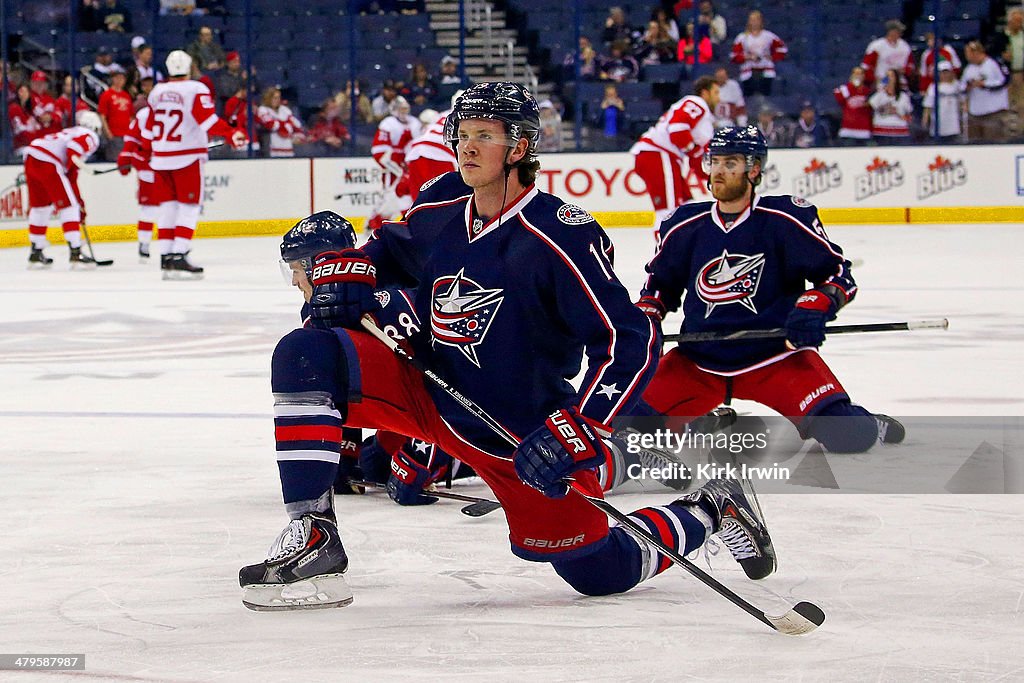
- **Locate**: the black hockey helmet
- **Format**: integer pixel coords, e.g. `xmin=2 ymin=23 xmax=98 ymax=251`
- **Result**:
xmin=444 ymin=81 xmax=541 ymax=163
xmin=280 ymin=211 xmax=356 ymax=276
xmin=703 ymin=125 xmax=769 ymax=184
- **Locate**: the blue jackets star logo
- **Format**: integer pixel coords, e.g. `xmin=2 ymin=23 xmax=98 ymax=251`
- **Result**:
xmin=430 ymin=268 xmax=505 ymax=367
xmin=695 ymin=249 xmax=766 ymax=317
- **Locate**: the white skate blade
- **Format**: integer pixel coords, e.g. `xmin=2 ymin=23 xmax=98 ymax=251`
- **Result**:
xmin=241 ymin=573 xmax=353 ymax=612
xmin=162 ymin=269 xmax=204 ymax=281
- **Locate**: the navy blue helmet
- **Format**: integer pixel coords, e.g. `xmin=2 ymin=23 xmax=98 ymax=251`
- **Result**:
xmin=444 ymin=81 xmax=541 ymax=163
xmin=280 ymin=211 xmax=356 ymax=275
xmin=703 ymin=125 xmax=769 ymax=185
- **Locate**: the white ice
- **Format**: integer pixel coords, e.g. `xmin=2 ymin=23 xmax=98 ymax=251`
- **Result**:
xmin=1 ymin=224 xmax=1021 ymax=682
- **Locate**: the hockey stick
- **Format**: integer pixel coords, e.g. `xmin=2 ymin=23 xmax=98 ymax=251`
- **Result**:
xmin=664 ymin=318 xmax=949 ymax=344
xmin=351 ymin=479 xmax=502 ymax=517
xmin=80 ymin=222 xmax=114 ymax=267
xmin=91 ymin=141 xmax=226 ymax=176
xmin=359 ymin=315 xmax=824 ymax=635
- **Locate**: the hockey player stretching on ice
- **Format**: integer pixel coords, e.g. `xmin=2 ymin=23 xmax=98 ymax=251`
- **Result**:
xmin=240 ymin=82 xmax=777 ymax=610
xmin=638 ymin=126 xmax=905 ymax=452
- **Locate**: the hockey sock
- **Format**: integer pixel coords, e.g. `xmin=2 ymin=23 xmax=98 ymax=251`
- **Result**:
xmin=804 ymin=399 xmax=878 ymax=453
xmin=137 ymin=221 xmax=154 ymax=245
xmin=28 ymin=225 xmax=48 ymax=248
xmin=61 ymin=222 xmax=82 ymax=248
xmin=551 ymin=527 xmax=646 ymax=596
xmin=624 ymin=501 xmax=712 ymax=581
xmin=172 ymin=202 xmax=201 ymax=253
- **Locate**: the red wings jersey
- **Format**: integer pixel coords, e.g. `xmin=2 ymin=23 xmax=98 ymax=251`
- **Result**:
xmin=730 ymin=30 xmax=787 ymax=80
xmin=122 ymin=106 xmax=153 ymax=172
xmin=30 ymin=93 xmax=61 ymax=135
xmin=406 ymin=111 xmax=456 ymax=165
xmin=833 ymin=81 xmax=873 ymax=139
xmin=919 ymin=46 xmax=962 ymax=92
xmin=25 ymin=125 xmax=100 ymax=170
xmin=144 ymin=79 xmax=221 ymax=170
xmin=713 ymin=78 xmax=747 ymax=128
xmin=860 ymin=37 xmax=913 ymax=84
xmin=256 ymin=104 xmax=302 ymax=157
xmin=630 ymin=95 xmax=713 ymax=164
xmin=372 ymin=114 xmax=422 ymax=170
xmin=8 ymin=103 xmax=41 ymax=149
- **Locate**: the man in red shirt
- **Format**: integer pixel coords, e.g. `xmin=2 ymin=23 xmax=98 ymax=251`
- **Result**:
xmin=97 ymin=67 xmax=134 ymax=161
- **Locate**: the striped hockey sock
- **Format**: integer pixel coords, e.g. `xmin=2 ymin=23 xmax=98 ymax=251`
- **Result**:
xmin=273 ymin=391 xmax=344 ymax=510
xmin=622 ymin=502 xmax=714 ymax=582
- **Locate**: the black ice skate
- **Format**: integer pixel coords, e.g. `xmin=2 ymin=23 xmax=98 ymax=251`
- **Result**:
xmin=609 ymin=428 xmax=695 ymax=492
xmin=138 ymin=244 xmax=150 ymax=263
xmin=239 ymin=511 xmax=352 ymax=611
xmin=69 ymin=246 xmax=97 ymax=269
xmin=675 ymin=474 xmax=777 ymax=580
xmin=875 ymin=414 xmax=905 ymax=444
xmin=28 ymin=246 xmax=53 ymax=268
xmin=161 ymin=252 xmax=204 ymax=280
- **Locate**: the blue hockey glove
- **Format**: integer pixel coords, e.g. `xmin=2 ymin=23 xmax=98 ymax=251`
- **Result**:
xmin=386 ymin=440 xmax=453 ymax=506
xmin=309 ymin=249 xmax=380 ymax=329
xmin=513 ymin=408 xmax=611 ymax=499
xmin=785 ymin=289 xmax=839 ymax=349
xmin=358 ymin=436 xmax=392 ymax=484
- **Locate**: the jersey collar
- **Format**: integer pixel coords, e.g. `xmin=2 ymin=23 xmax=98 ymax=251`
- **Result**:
xmin=711 ymin=194 xmax=761 ymax=232
xmin=465 ymin=184 xmax=538 ymax=242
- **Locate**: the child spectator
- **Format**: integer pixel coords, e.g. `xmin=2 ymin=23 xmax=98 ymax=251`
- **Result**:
xmin=922 ymin=61 xmax=965 ymax=141
xmin=792 ymin=100 xmax=832 ymax=148
xmin=834 ymin=66 xmax=873 ymax=145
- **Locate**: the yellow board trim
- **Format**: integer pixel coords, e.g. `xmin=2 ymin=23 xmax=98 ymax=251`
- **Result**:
xmin=3 ymin=206 xmax=1021 ymax=248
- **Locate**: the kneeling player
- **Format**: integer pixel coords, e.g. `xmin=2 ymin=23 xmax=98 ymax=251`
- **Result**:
xmin=637 ymin=126 xmax=905 ymax=453
xmin=240 ymin=83 xmax=775 ymax=611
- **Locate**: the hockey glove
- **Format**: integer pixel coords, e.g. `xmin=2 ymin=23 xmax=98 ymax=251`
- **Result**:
xmin=115 ymin=151 xmax=133 ymax=175
xmin=636 ymin=295 xmax=666 ymax=322
xmin=334 ymin=427 xmax=366 ymax=495
xmin=785 ymin=289 xmax=839 ymax=348
xmin=513 ymin=407 xmax=611 ymax=499
xmin=309 ymin=249 xmax=380 ymax=330
xmin=386 ymin=440 xmax=453 ymax=506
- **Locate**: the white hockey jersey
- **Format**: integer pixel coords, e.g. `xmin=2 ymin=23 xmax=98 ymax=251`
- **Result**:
xmin=405 ymin=110 xmax=456 ymax=165
xmin=630 ymin=95 xmax=713 ymax=163
xmin=25 ymin=126 xmax=101 ymax=171
xmin=256 ymin=104 xmax=302 ymax=157
xmin=144 ymin=79 xmax=224 ymax=170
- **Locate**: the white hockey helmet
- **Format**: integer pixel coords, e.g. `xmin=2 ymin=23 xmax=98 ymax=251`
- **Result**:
xmin=418 ymin=108 xmax=439 ymax=126
xmin=389 ymin=95 xmax=410 ymax=119
xmin=76 ymin=109 xmax=103 ymax=135
xmin=166 ymin=49 xmax=193 ymax=77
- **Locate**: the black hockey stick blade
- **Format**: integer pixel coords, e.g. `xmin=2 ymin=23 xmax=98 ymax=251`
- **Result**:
xmin=460 ymin=499 xmax=503 ymax=517
xmin=95 ymin=258 xmax=115 ymax=266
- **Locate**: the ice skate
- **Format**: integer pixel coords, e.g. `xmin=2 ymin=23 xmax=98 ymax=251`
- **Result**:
xmin=69 ymin=246 xmax=97 ymax=269
xmin=239 ymin=511 xmax=352 ymax=611
xmin=28 ymin=246 xmax=53 ymax=269
xmin=675 ymin=474 xmax=776 ymax=580
xmin=875 ymin=414 xmax=905 ymax=444
xmin=138 ymin=244 xmax=150 ymax=264
xmin=608 ymin=428 xmax=695 ymax=492
xmin=161 ymin=252 xmax=204 ymax=280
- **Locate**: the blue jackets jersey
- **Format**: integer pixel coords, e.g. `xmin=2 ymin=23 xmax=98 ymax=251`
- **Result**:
xmin=365 ymin=172 xmax=660 ymax=455
xmin=642 ymin=194 xmax=857 ymax=373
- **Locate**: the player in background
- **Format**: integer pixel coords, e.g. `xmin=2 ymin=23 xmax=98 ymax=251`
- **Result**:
xmin=400 ymin=90 xmax=463 ymax=202
xmin=143 ymin=49 xmax=248 ymax=279
xmin=23 ymin=110 xmax=103 ymax=268
xmin=240 ymin=82 xmax=775 ymax=610
xmin=117 ymin=105 xmax=161 ymax=261
xmin=366 ymin=95 xmax=421 ymax=231
xmin=637 ymin=126 xmax=905 ymax=454
xmin=630 ymin=76 xmax=719 ymax=233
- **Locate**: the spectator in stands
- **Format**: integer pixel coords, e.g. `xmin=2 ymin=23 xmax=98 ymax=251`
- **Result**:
xmin=603 ymin=7 xmax=638 ymax=47
xmin=792 ymin=100 xmax=831 ymax=148
xmin=596 ymin=84 xmax=626 ymax=139
xmin=563 ymin=36 xmax=603 ymax=81
xmin=636 ymin=20 xmax=677 ymax=66
xmin=97 ymin=67 xmax=132 ymax=160
xmin=133 ymin=75 xmax=155 ymax=112
xmin=677 ymin=21 xmax=713 ymax=70
xmin=712 ymin=66 xmax=746 ymax=128
xmin=834 ymin=65 xmax=873 ymax=146
xmin=215 ymin=51 xmax=247 ymax=111
xmin=307 ymin=98 xmax=351 ymax=155
xmin=336 ymin=80 xmax=374 ymax=125
xmin=97 ymin=0 xmax=132 ymax=33
xmin=601 ymin=39 xmax=640 ymax=82
xmin=538 ymin=98 xmax=563 ymax=152
xmin=257 ymin=86 xmax=304 ymax=157
xmin=187 ymin=26 xmax=226 ymax=74
xmin=860 ymin=19 xmax=913 ymax=87
xmin=919 ymin=33 xmax=962 ymax=95
xmin=128 ymin=44 xmax=163 ymax=94
xmin=401 ymin=62 xmax=438 ymax=109
xmin=922 ymin=61 xmax=965 ymax=142
xmin=56 ymin=75 xmax=90 ymax=127
xmin=869 ymin=69 xmax=913 ymax=144
xmin=961 ymin=40 xmax=1017 ymax=142
xmin=371 ymin=79 xmax=400 ymax=122
xmin=989 ymin=7 xmax=1023 ymax=123
xmin=730 ymin=10 xmax=787 ymax=96
xmin=8 ymin=84 xmax=41 ymax=156
xmin=80 ymin=0 xmax=101 ymax=31
xmin=92 ymin=46 xmax=118 ymax=84
xmin=223 ymin=86 xmax=255 ymax=154
xmin=695 ymin=1 xmax=727 ymax=55
xmin=160 ymin=0 xmax=200 ymax=16
xmin=756 ymin=104 xmax=792 ymax=147
xmin=652 ymin=7 xmax=679 ymax=42
xmin=29 ymin=71 xmax=60 ymax=137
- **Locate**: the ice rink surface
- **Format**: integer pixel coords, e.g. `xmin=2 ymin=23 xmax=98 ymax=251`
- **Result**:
xmin=1 ymin=223 xmax=1022 ymax=682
